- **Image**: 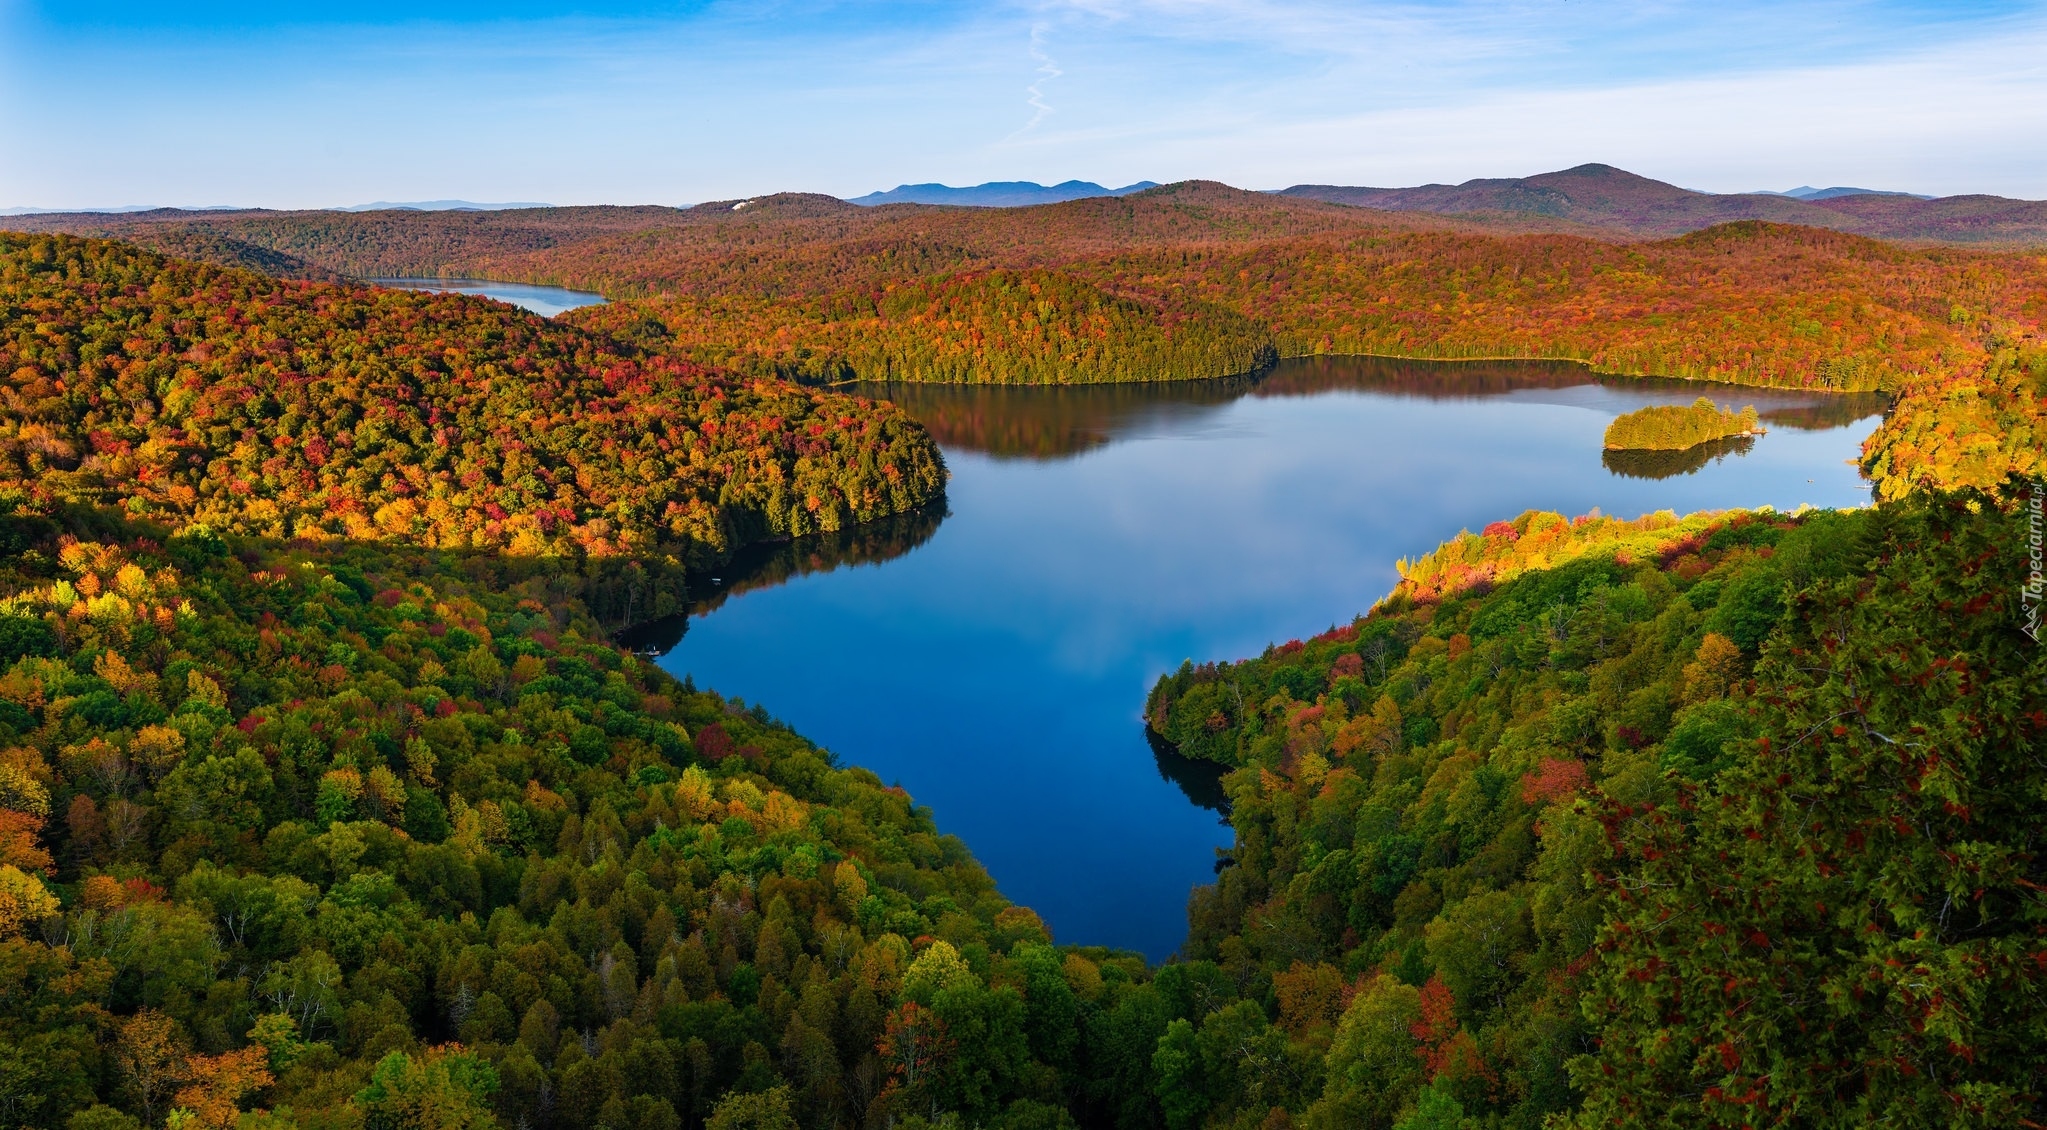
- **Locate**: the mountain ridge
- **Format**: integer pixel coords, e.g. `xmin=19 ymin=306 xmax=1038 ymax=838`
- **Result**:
xmin=847 ymin=179 xmax=1160 ymax=207
xmin=1762 ymin=185 xmax=1933 ymax=201
xmin=1278 ymin=162 xmax=2047 ymax=243
xmin=339 ymin=199 xmax=555 ymax=211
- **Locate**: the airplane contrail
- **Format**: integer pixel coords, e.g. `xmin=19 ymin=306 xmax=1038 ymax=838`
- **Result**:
xmin=1022 ymin=23 xmax=1061 ymax=131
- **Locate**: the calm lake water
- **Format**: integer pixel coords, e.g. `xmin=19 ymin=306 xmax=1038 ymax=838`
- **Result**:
xmin=642 ymin=357 xmax=1886 ymax=960
xmin=372 ymin=278 xmax=606 ymax=317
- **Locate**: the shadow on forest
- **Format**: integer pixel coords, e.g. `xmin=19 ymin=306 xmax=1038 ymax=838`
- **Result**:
xmin=616 ymin=501 xmax=948 ymax=656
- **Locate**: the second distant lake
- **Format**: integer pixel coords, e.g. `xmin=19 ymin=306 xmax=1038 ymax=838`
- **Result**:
xmin=372 ymin=277 xmax=605 ymax=317
xmin=639 ymin=357 xmax=1886 ymax=961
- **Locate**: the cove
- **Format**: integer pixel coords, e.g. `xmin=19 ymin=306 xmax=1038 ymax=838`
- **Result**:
xmin=371 ymin=277 xmax=606 ymax=317
xmin=639 ymin=357 xmax=1886 ymax=961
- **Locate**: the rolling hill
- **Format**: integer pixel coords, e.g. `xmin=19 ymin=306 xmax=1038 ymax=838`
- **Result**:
xmin=9 ymin=179 xmax=2045 ymax=501
xmin=1278 ymin=163 xmax=2047 ymax=244
xmin=846 ymin=179 xmax=1160 ymax=207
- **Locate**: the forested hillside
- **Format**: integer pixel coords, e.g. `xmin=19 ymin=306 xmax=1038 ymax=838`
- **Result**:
xmin=0 ymin=237 xmax=1133 ymax=1130
xmin=1860 ymin=340 xmax=2046 ymax=500
xmin=19 ymin=186 xmax=2047 ymax=402
xmin=16 ymin=190 xmax=2047 ymax=500
xmin=573 ymin=219 xmax=2041 ymax=393
xmin=0 ymin=234 xmax=945 ymax=619
xmin=1146 ymin=493 xmax=2044 ymax=1127
xmin=6 ymin=207 xmax=698 ymax=284
xmin=2 ymin=216 xmax=2042 ymax=1130
xmin=585 ymin=271 xmax=1275 ymax=387
xmin=1279 ymin=162 xmax=2047 ymax=245
xmin=0 ymin=502 xmax=1110 ymax=1130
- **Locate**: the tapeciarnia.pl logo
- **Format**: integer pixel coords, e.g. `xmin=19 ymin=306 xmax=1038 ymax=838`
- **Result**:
xmin=2024 ymin=480 xmax=2044 ymax=642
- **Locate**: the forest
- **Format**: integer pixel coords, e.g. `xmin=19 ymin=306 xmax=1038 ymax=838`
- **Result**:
xmin=21 ymin=186 xmax=2047 ymax=398
xmin=577 ymin=272 xmax=1276 ymax=387
xmin=0 ymin=499 xmax=1101 ymax=1130
xmin=18 ymin=185 xmax=2047 ymax=499
xmin=1147 ymin=491 xmax=2044 ymax=1127
xmin=0 ymin=234 xmax=945 ymax=626
xmin=1601 ymin=399 xmax=1759 ymax=451
xmin=0 ymin=211 xmax=2041 ymax=1130
xmin=0 ymin=235 xmax=1119 ymax=1130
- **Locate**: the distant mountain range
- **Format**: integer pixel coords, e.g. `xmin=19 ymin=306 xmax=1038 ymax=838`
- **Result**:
xmin=1761 ymin=185 xmax=1933 ymax=201
xmin=338 ymin=200 xmax=553 ymax=212
xmin=1277 ymin=164 xmax=2045 ymax=242
xmin=0 ymin=204 xmax=247 ymax=216
xmin=10 ymin=167 xmax=2044 ymax=250
xmin=847 ymin=180 xmax=1160 ymax=207
xmin=1 ymin=200 xmax=551 ymax=216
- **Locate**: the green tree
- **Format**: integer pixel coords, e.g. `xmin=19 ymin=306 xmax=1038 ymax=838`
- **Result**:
xmin=354 ymin=1046 xmax=500 ymax=1130
xmin=704 ymin=1086 xmax=796 ymax=1130
xmin=1572 ymin=492 xmax=2047 ymax=1127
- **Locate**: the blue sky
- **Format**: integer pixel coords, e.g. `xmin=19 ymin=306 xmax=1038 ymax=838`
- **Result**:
xmin=2 ymin=0 xmax=2043 ymax=209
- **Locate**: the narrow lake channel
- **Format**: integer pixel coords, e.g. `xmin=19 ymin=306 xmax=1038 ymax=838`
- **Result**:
xmin=372 ymin=277 xmax=606 ymax=317
xmin=637 ymin=357 xmax=1887 ymax=960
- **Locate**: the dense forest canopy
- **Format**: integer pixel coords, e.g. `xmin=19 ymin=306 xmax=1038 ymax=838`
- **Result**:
xmin=582 ymin=271 xmax=1277 ymax=388
xmin=0 ymin=220 xmax=2041 ymax=1130
xmin=0 ymin=234 xmax=945 ymax=598
xmin=0 ymin=238 xmax=1120 ymax=1130
xmin=0 ymin=503 xmax=1100 ymax=1130
xmin=17 ymin=186 xmax=2046 ymax=396
xmin=1861 ymin=340 xmax=2046 ymax=500
xmin=1146 ymin=493 xmax=2045 ymax=1128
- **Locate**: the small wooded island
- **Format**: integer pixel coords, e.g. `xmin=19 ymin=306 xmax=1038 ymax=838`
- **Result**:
xmin=1604 ymin=396 xmax=1763 ymax=450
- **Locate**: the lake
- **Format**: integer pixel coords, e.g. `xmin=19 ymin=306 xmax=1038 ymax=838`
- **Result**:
xmin=638 ymin=357 xmax=1887 ymax=960
xmin=371 ymin=277 xmax=606 ymax=317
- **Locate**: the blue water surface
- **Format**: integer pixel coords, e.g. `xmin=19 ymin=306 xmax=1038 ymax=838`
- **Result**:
xmin=372 ymin=277 xmax=605 ymax=317
xmin=647 ymin=358 xmax=1884 ymax=960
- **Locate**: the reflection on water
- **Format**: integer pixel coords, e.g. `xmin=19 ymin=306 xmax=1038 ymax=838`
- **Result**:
xmin=871 ymin=376 xmax=1263 ymax=460
xmin=1756 ymin=396 xmax=1893 ymax=431
xmin=619 ymin=502 xmax=947 ymax=654
xmin=372 ymin=277 xmax=607 ymax=317
xmin=1148 ymin=727 xmax=1230 ymax=817
xmin=866 ymin=357 xmax=1888 ymax=461
xmin=1602 ymin=434 xmax=1760 ymax=480
xmin=1254 ymin=355 xmax=1606 ymax=398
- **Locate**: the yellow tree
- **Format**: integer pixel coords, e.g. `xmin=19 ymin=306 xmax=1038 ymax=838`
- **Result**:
xmin=0 ymin=864 xmax=59 ymax=937
xmin=116 ymin=1010 xmax=189 ymax=1125
xmin=173 ymin=1047 xmax=274 ymax=1129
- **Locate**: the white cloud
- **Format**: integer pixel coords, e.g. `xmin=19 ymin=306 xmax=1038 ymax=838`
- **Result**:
xmin=0 ymin=0 xmax=2042 ymax=206
xmin=1174 ymin=17 xmax=2047 ymax=195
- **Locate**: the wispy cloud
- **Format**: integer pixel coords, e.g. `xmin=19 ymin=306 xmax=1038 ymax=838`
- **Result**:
xmin=1 ymin=0 xmax=2042 ymax=206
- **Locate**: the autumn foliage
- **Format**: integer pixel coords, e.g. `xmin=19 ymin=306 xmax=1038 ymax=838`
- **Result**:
xmin=3 ymin=186 xmax=2042 ymax=1129
xmin=1148 ymin=491 xmax=2045 ymax=1126
xmin=19 ymin=186 xmax=2047 ymax=401
xmin=0 ymin=233 xmax=945 ymax=572
xmin=1602 ymin=397 xmax=1759 ymax=450
xmin=0 ymin=500 xmax=1085 ymax=1130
